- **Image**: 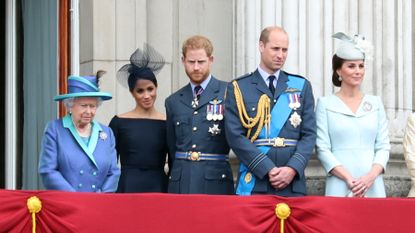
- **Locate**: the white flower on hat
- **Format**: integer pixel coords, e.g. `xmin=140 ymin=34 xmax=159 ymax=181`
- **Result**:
xmin=332 ymin=32 xmax=374 ymax=61
xmin=353 ymin=35 xmax=374 ymax=60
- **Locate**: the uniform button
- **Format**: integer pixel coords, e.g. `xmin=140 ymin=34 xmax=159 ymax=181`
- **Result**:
xmin=193 ymin=127 xmax=197 ymax=131
xmin=221 ymin=174 xmax=226 ymax=178
xmin=92 ymin=185 xmax=96 ymax=189
xmin=176 ymin=122 xmax=180 ymax=125
xmin=192 ymin=144 xmax=197 ymax=149
xmin=274 ymin=99 xmax=277 ymax=103
xmin=79 ymin=170 xmax=84 ymax=175
xmin=169 ymin=176 xmax=172 ymax=179
xmin=78 ymin=183 xmax=83 ymax=188
xmin=93 ymin=171 xmax=97 ymax=176
xmin=251 ymin=107 xmax=256 ymax=111
xmin=194 ymin=111 xmax=198 ymax=115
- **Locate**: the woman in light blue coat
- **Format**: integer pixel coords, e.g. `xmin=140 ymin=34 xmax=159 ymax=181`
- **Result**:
xmin=39 ymin=71 xmax=120 ymax=192
xmin=316 ymin=33 xmax=390 ymax=197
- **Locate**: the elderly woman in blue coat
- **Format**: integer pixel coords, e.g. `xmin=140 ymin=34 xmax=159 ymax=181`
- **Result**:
xmin=39 ymin=71 xmax=120 ymax=192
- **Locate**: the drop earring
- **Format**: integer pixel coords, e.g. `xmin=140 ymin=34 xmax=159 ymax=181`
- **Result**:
xmin=338 ymin=76 xmax=342 ymax=81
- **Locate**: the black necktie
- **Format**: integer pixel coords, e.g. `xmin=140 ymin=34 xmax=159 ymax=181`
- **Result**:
xmin=268 ymin=75 xmax=276 ymax=96
xmin=194 ymin=86 xmax=203 ymax=100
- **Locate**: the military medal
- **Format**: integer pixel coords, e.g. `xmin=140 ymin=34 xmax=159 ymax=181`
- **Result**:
xmin=213 ymin=102 xmax=219 ymax=121
xmin=208 ymin=99 xmax=223 ymax=121
xmin=289 ymin=111 xmax=302 ymax=128
xmin=217 ymin=104 xmax=224 ymax=120
xmin=191 ymin=97 xmax=199 ymax=108
xmin=287 ymin=93 xmax=302 ymax=128
xmin=206 ymin=105 xmax=214 ymax=120
xmin=288 ymin=93 xmax=301 ymax=110
xmin=208 ymin=124 xmax=221 ymax=136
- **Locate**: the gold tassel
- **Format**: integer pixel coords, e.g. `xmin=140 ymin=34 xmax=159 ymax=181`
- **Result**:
xmin=275 ymin=203 xmax=291 ymax=233
xmin=232 ymin=81 xmax=271 ymax=141
xmin=27 ymin=196 xmax=42 ymax=233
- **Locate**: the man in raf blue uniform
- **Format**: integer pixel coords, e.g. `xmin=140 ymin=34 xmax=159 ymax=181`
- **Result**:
xmin=225 ymin=26 xmax=316 ymax=196
xmin=165 ymin=35 xmax=234 ymax=194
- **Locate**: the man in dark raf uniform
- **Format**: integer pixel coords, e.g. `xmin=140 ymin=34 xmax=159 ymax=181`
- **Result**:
xmin=165 ymin=35 xmax=234 ymax=194
xmin=225 ymin=26 xmax=316 ymax=196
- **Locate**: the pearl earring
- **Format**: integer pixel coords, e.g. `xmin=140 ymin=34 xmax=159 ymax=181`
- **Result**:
xmin=338 ymin=76 xmax=342 ymax=81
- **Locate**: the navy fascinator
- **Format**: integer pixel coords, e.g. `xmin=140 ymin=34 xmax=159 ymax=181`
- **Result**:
xmin=117 ymin=43 xmax=165 ymax=91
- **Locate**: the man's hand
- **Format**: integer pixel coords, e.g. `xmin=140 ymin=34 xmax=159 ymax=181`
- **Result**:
xmin=268 ymin=166 xmax=296 ymax=190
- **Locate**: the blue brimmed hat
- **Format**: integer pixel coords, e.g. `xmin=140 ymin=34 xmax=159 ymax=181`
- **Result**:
xmin=54 ymin=74 xmax=112 ymax=101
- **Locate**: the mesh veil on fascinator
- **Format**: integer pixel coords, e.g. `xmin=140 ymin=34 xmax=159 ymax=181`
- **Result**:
xmin=332 ymin=32 xmax=373 ymax=60
xmin=117 ymin=43 xmax=165 ymax=91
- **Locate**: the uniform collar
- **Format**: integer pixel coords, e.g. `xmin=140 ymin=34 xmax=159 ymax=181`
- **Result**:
xmin=190 ymin=74 xmax=212 ymax=94
xmin=257 ymin=66 xmax=280 ymax=84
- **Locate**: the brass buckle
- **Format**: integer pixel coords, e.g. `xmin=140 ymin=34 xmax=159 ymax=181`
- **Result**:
xmin=189 ymin=151 xmax=201 ymax=161
xmin=273 ymin=137 xmax=285 ymax=147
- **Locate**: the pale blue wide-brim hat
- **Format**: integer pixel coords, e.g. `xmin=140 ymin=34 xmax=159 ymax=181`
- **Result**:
xmin=54 ymin=75 xmax=112 ymax=101
xmin=332 ymin=32 xmax=373 ymax=60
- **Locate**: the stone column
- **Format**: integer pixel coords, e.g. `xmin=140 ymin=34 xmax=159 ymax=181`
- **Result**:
xmin=80 ymin=0 xmax=234 ymax=124
xmin=234 ymin=0 xmax=413 ymax=196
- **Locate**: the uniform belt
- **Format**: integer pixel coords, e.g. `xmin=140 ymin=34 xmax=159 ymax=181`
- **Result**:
xmin=175 ymin=151 xmax=229 ymax=161
xmin=253 ymin=137 xmax=298 ymax=147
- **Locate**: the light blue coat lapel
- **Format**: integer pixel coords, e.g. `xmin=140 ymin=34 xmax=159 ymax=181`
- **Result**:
xmin=63 ymin=114 xmax=100 ymax=167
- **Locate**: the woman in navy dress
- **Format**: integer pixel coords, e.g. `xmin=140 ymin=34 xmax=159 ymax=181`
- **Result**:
xmin=109 ymin=44 xmax=169 ymax=193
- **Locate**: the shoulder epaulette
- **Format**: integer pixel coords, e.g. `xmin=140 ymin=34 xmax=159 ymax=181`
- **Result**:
xmin=283 ymin=70 xmax=306 ymax=80
xmin=234 ymin=72 xmax=254 ymax=81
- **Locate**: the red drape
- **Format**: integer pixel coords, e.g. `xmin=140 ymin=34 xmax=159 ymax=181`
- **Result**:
xmin=1 ymin=189 xmax=414 ymax=233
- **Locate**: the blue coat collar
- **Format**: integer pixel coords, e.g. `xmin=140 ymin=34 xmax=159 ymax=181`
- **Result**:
xmin=326 ymin=95 xmax=379 ymax=117
xmin=62 ymin=114 xmax=103 ymax=167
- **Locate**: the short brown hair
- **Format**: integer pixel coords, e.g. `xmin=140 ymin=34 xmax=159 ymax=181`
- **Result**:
xmin=259 ymin=26 xmax=288 ymax=44
xmin=182 ymin=35 xmax=213 ymax=57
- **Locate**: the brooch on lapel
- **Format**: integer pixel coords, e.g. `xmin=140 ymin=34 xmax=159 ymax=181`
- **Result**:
xmin=288 ymin=93 xmax=302 ymax=128
xmin=363 ymin=101 xmax=372 ymax=112
xmin=207 ymin=99 xmax=224 ymax=121
xmin=99 ymin=132 xmax=108 ymax=140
